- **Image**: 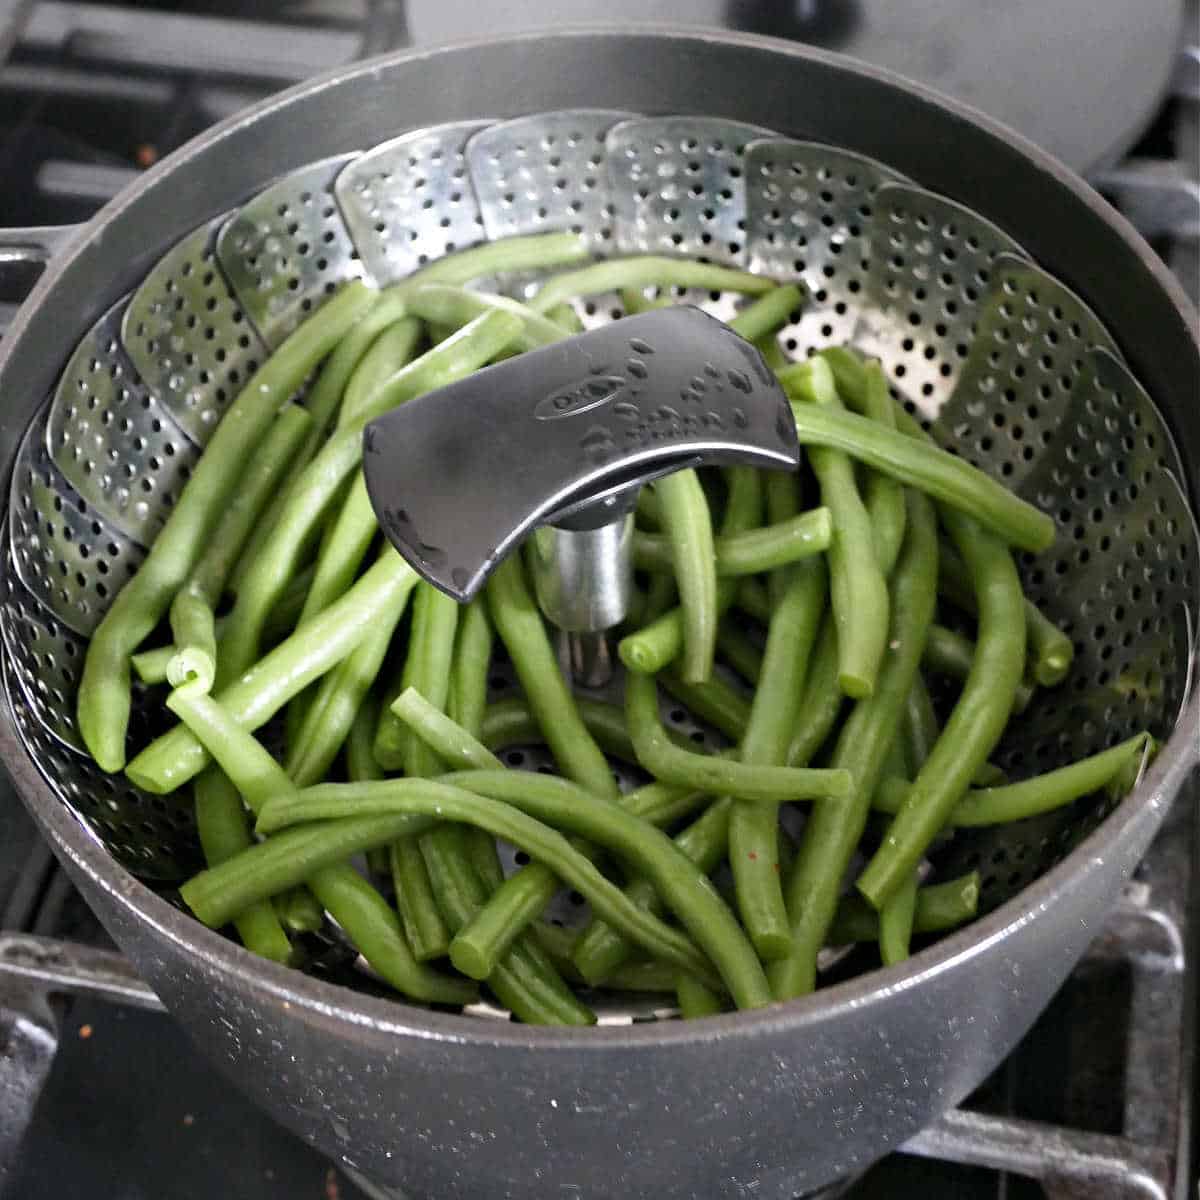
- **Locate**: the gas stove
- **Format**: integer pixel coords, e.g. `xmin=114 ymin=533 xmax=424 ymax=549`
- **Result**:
xmin=0 ymin=4 xmax=1195 ymax=1199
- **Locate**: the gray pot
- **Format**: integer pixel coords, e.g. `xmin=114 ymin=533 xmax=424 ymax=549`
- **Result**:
xmin=0 ymin=30 xmax=1195 ymax=1199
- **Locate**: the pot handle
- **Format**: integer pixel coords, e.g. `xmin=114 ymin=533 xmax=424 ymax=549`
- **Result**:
xmin=0 ymin=933 xmax=162 ymax=1010
xmin=0 ymin=225 xmax=82 ymax=334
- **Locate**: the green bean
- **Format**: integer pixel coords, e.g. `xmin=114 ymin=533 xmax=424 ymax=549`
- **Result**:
xmin=391 ymin=690 xmax=710 ymax=980
xmin=618 ymin=469 xmax=763 ymax=674
xmin=400 ymin=681 xmax=724 ymax=987
xmin=181 ymin=811 xmax=434 ymax=926
xmin=676 ymin=972 xmax=725 ymax=1018
xmin=827 ymin=873 xmax=980 ymax=945
xmin=816 ymin=350 xmax=907 ymax=571
xmin=449 ymin=600 xmax=492 ymax=738
xmin=763 ymin=468 xmax=802 ymax=604
xmin=876 ymin=741 xmax=918 ymax=966
xmin=530 ymin=256 xmax=774 ymax=313
xmin=545 ymin=301 xmax=584 ymax=332
xmin=658 ymin=668 xmax=751 ymax=743
xmin=785 ymin=620 xmax=843 ymax=767
xmin=350 ymin=702 xmax=393 ymax=874
xmin=435 ymin=771 xmax=770 ymax=1009
xmin=858 ymin=513 xmax=1026 ymax=909
xmin=284 ymin=554 xmax=413 ymax=787
xmin=478 ymin=692 xmax=689 ymax=766
xmin=814 ymin=345 xmax=869 ymax=406
xmin=126 ymin=550 xmax=418 ymax=794
xmin=404 ymin=284 xmax=569 ymax=351
xmin=902 ymin=675 xmax=940 ymax=775
xmin=132 ymin=566 xmax=315 ymax=685
xmin=487 ymin=555 xmax=617 ymax=801
xmin=643 ymin=572 xmax=678 ymax=621
xmin=633 ymin=506 xmax=832 ymax=578
xmin=770 ymin=490 xmax=938 ymax=1000
xmin=401 ymin=687 xmax=716 ymax=820
xmin=715 ymin=623 xmax=763 ymax=684
xmin=391 ymin=688 xmax=502 ymax=773
xmin=346 ymin=692 xmax=385 ymax=782
xmin=572 ymin=797 xmax=732 ymax=984
xmin=635 ymin=485 xmax=663 ymax=529
xmin=276 ymin=886 xmax=324 ymax=934
xmin=133 ymin=642 xmax=192 ymax=686
xmin=532 ymin=923 xmax=679 ymax=994
xmin=783 ymin=400 xmax=1056 ymax=552
xmin=407 ymin=232 xmax=588 ymax=289
xmin=974 ymin=762 xmax=1009 ymax=788
xmin=292 ymin=315 xmax=421 ymax=637
xmin=726 ymin=284 xmax=804 ymax=343
xmin=859 ymin=361 xmax=907 ymax=575
xmin=257 ymin=777 xmax=738 ymax=998
xmin=167 ymin=684 xmax=475 ymax=1005
xmin=228 ymin=295 xmax=416 ymax=595
xmin=730 ymin=559 xmax=827 ymax=959
xmin=313 ymin=858 xmax=471 ymax=1000
xmin=381 ymin=584 xmax=460 ymax=961
xmin=263 ymin=567 xmax=315 ymax=642
xmin=388 ymin=838 xmax=449 ymax=962
xmin=338 ymin=316 xmax=424 ymax=429
xmin=626 ymin=670 xmax=851 ymax=801
xmin=374 ymin=585 xmax=459 ymax=773
xmin=653 ymin=470 xmax=717 ymax=682
xmin=193 ymin=767 xmax=293 ymax=964
xmin=167 ymin=405 xmax=312 ymax=692
xmin=785 ymin=357 xmax=889 ymax=699
xmin=873 ymin=733 xmax=1151 ymax=825
xmin=923 ymin=624 xmax=1035 ymax=713
xmin=418 ymin=831 xmax=595 ymax=1025
xmin=218 ymin=311 xmax=520 ymax=687
xmin=77 ymin=280 xmax=378 ymax=772
xmin=405 ymin=571 xmax=573 ymax=974
xmin=938 ymin=546 xmax=1073 ymax=687
xmin=619 ymin=286 xmax=672 ymax=315
xmin=755 ymin=334 xmax=789 ymax=371
xmin=735 ymin=578 xmax=772 ymax=624
xmin=294 ymin=475 xmax=379 ymax=630
xmin=481 ymin=701 xmax=712 ymax=828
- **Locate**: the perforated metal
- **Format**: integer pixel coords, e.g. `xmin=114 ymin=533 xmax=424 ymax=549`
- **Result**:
xmin=336 ymin=122 xmax=491 ymax=286
xmin=468 ymin=110 xmax=632 ymax=249
xmin=0 ymin=547 xmax=198 ymax=878
xmin=217 ymin=153 xmax=364 ymax=347
xmin=606 ymin=117 xmax=773 ymax=265
xmin=744 ymin=140 xmax=909 ymax=355
xmin=121 ymin=215 xmax=268 ymax=444
xmin=0 ymin=554 xmax=89 ymax=752
xmin=854 ymin=183 xmax=1029 ymax=410
xmin=46 ymin=299 xmax=199 ymax=544
xmin=926 ymin=254 xmax=1121 ymax=486
xmin=9 ymin=411 xmax=146 ymax=636
xmin=4 ymin=662 xmax=199 ymax=880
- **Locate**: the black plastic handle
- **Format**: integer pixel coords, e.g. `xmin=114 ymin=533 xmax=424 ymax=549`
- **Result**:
xmin=362 ymin=306 xmax=799 ymax=601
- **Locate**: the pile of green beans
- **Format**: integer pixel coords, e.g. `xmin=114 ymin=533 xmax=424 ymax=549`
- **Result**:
xmin=75 ymin=237 xmax=1154 ymax=1023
